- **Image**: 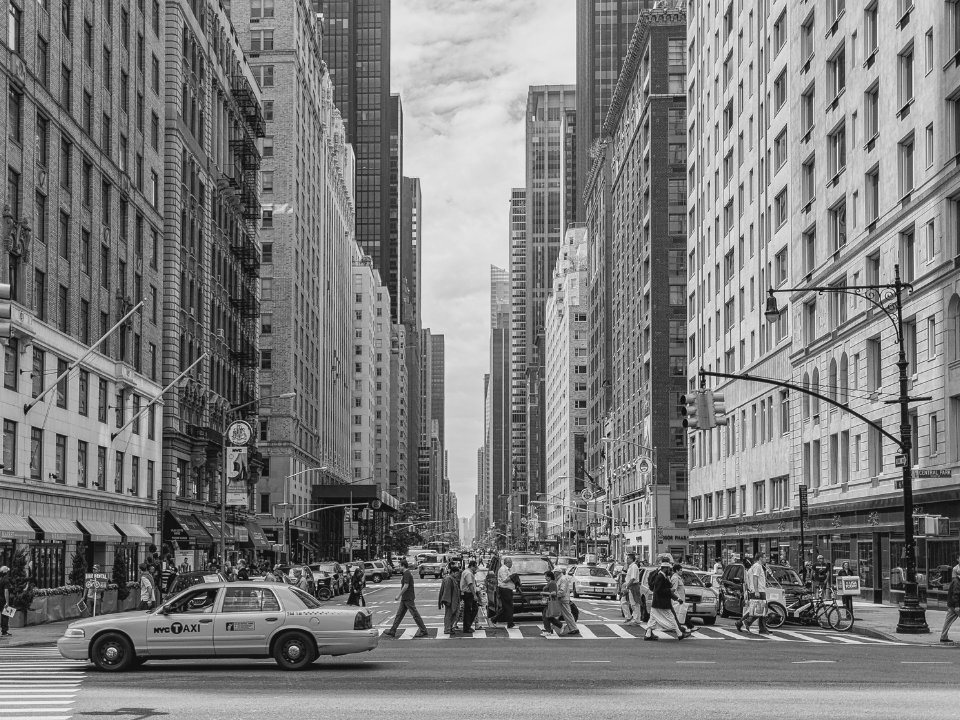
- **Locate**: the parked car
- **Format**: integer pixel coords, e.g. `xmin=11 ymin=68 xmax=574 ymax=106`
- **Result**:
xmin=362 ymin=561 xmax=391 ymax=583
xmin=309 ymin=562 xmax=347 ymax=595
xmin=486 ymin=554 xmax=554 ymax=615
xmin=717 ymin=562 xmax=804 ymax=618
xmin=59 ymin=582 xmax=377 ymax=671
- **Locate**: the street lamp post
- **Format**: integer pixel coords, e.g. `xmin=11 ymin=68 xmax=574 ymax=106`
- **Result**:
xmin=221 ymin=392 xmax=295 ymax=568
xmin=764 ymin=264 xmax=928 ymax=633
xmin=603 ymin=435 xmax=658 ymax=563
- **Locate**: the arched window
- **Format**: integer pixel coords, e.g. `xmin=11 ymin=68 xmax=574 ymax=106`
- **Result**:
xmin=811 ymin=367 xmax=821 ymax=416
xmin=949 ymin=295 xmax=960 ymax=362
xmin=802 ymin=372 xmax=811 ymax=419
xmin=828 ymin=358 xmax=838 ymax=401
xmin=839 ymin=353 xmax=849 ymax=404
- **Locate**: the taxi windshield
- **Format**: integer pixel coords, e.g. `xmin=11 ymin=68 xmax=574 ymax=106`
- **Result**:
xmin=573 ymin=567 xmax=611 ymax=578
xmin=680 ymin=572 xmax=705 ymax=587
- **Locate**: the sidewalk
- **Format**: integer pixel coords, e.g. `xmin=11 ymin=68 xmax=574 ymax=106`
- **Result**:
xmin=849 ymin=601 xmax=958 ymax=646
xmin=0 ymin=619 xmax=73 ymax=648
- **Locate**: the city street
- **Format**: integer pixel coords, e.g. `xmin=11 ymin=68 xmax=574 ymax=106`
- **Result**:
xmin=3 ymin=578 xmax=958 ymax=720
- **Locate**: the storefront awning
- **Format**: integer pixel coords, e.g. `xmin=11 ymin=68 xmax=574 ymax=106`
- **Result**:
xmin=28 ymin=516 xmax=83 ymax=542
xmin=215 ymin=521 xmax=236 ymax=541
xmin=243 ymin=520 xmax=271 ymax=549
xmin=76 ymin=519 xmax=122 ymax=543
xmin=165 ymin=511 xmax=212 ymax=544
xmin=194 ymin=515 xmax=222 ymax=540
xmin=0 ymin=513 xmax=38 ymax=541
xmin=230 ymin=524 xmax=248 ymax=543
xmin=114 ymin=523 xmax=153 ymax=542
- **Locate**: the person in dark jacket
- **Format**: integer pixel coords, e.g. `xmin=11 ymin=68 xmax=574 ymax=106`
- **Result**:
xmin=939 ymin=574 xmax=960 ymax=643
xmin=347 ymin=567 xmax=366 ymax=607
xmin=643 ymin=562 xmax=690 ymax=641
xmin=835 ymin=561 xmax=855 ymax=615
xmin=439 ymin=563 xmax=462 ymax=635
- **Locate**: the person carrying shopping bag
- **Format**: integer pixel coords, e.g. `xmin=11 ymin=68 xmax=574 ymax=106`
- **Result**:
xmin=540 ymin=571 xmax=565 ymax=638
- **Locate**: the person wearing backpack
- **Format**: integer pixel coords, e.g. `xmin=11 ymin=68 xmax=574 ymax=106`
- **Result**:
xmin=643 ymin=562 xmax=689 ymax=641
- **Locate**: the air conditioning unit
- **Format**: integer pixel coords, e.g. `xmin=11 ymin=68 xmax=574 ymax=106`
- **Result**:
xmin=189 ymin=307 xmax=195 ymax=317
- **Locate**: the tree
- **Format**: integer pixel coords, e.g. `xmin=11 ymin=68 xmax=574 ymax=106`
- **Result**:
xmin=69 ymin=544 xmax=87 ymax=586
xmin=391 ymin=527 xmax=421 ymax=558
xmin=112 ymin=552 xmax=130 ymax=601
xmin=8 ymin=548 xmax=35 ymax=612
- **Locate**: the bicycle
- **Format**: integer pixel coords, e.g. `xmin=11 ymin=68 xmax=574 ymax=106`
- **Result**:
xmin=765 ymin=587 xmax=854 ymax=632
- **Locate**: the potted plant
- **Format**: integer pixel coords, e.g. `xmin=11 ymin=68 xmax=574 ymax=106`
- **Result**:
xmin=8 ymin=549 xmax=35 ymax=628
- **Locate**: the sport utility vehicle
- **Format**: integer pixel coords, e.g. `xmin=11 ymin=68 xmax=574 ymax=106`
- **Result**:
xmin=486 ymin=554 xmax=554 ymax=615
xmin=718 ymin=562 xmax=804 ymax=618
xmin=418 ymin=554 xmax=447 ymax=579
xmin=363 ymin=560 xmax=391 ymax=583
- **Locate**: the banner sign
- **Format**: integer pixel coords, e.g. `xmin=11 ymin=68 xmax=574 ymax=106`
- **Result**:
xmin=226 ymin=447 xmax=249 ymax=506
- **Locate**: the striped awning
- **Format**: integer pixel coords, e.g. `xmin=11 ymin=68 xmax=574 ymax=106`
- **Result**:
xmin=114 ymin=523 xmax=153 ymax=542
xmin=28 ymin=516 xmax=83 ymax=542
xmin=0 ymin=514 xmax=37 ymax=541
xmin=76 ymin=519 xmax=122 ymax=543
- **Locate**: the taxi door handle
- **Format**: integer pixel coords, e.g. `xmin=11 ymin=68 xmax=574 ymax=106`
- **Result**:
xmin=199 ymin=619 xmax=213 ymax=624
xmin=266 ymin=617 xmax=279 ymax=622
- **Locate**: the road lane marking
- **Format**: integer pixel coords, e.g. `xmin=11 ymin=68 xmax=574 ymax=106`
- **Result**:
xmin=771 ymin=630 xmax=828 ymax=643
xmin=676 ymin=661 xmax=716 ymax=664
xmin=363 ymin=661 xmax=409 ymax=664
xmin=605 ymin=623 xmax=635 ymax=639
xmin=901 ymin=661 xmax=953 ymax=664
xmin=792 ymin=660 xmax=837 ymax=664
xmin=571 ymin=660 xmax=610 ymax=663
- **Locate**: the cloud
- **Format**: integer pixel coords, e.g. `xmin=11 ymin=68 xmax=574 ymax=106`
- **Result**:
xmin=392 ymin=0 xmax=576 ymax=522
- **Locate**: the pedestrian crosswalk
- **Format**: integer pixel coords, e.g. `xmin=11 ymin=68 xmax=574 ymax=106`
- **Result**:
xmin=0 ymin=647 xmax=87 ymax=720
xmin=375 ymin=623 xmax=906 ymax=645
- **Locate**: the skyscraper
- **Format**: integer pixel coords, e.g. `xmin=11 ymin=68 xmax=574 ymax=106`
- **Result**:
xmin=389 ymin=95 xmax=404 ymax=323
xmin=486 ymin=266 xmax=511 ymax=537
xmin=321 ymin=0 xmax=393 ymax=298
xmin=575 ymin=1 xmax=649 ymax=218
xmin=512 ymin=86 xmax=576 ymax=528
xmin=401 ymin=178 xmax=422 ymax=503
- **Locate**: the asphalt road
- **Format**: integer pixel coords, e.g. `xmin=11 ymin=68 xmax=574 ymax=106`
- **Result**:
xmin=9 ymin=577 xmax=960 ymax=720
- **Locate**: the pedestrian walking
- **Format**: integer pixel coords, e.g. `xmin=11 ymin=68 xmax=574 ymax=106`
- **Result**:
xmin=384 ymin=559 xmax=429 ymax=638
xmin=811 ymin=555 xmax=833 ymax=599
xmin=476 ymin=565 xmax=492 ymax=629
xmin=496 ymin=557 xmax=517 ymax=629
xmin=460 ymin=560 xmax=479 ymax=633
xmin=712 ymin=558 xmax=724 ymax=575
xmin=296 ymin=569 xmax=311 ymax=593
xmin=939 ymin=571 xmax=960 ymax=643
xmin=621 ymin=553 xmax=643 ymax=626
xmin=237 ymin=561 xmax=250 ymax=582
xmin=160 ymin=556 xmax=178 ymax=600
xmin=555 ymin=564 xmax=580 ymax=636
xmin=138 ymin=563 xmax=156 ymax=611
xmin=540 ymin=571 xmax=564 ymax=638
xmin=835 ymin=561 xmax=855 ymax=616
xmin=671 ymin=563 xmax=692 ymax=630
xmin=736 ymin=553 xmax=771 ymax=635
xmin=0 ymin=566 xmax=11 ymax=637
xmin=643 ymin=562 xmax=689 ymax=641
xmin=347 ymin=567 xmax=366 ymax=606
xmin=439 ymin=562 xmax=462 ymax=636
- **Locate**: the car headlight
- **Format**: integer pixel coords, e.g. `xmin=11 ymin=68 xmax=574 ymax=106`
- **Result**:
xmin=64 ymin=628 xmax=85 ymax=639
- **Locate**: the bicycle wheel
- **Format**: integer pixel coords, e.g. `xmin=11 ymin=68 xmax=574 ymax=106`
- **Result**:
xmin=827 ymin=605 xmax=854 ymax=632
xmin=765 ymin=601 xmax=786 ymax=629
xmin=816 ymin=606 xmax=832 ymax=629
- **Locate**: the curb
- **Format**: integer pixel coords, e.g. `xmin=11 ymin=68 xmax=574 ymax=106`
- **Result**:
xmin=848 ymin=621 xmax=948 ymax=646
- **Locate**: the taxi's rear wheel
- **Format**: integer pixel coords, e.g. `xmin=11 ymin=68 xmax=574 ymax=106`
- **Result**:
xmin=274 ymin=632 xmax=316 ymax=671
xmin=91 ymin=633 xmax=135 ymax=672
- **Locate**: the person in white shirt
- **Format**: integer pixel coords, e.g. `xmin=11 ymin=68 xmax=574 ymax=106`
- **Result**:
xmin=622 ymin=554 xmax=643 ymax=626
xmin=496 ymin=557 xmax=516 ymax=629
xmin=736 ymin=553 xmax=771 ymax=636
xmin=713 ymin=559 xmax=724 ymax=575
xmin=555 ymin=566 xmax=580 ymax=636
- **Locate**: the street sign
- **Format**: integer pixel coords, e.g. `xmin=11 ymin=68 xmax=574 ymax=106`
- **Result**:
xmin=798 ymin=485 xmax=808 ymax=522
xmin=226 ymin=420 xmax=253 ymax=446
xmin=84 ymin=573 xmax=108 ymax=590
xmin=895 ymin=454 xmax=907 ymax=468
xmin=580 ymin=488 xmax=594 ymax=502
xmin=520 ymin=518 xmax=528 ymax=527
xmin=637 ymin=457 xmax=653 ymax=474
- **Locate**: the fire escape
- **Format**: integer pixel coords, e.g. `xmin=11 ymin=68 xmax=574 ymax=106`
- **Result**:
xmin=227 ymin=72 xmax=266 ymax=406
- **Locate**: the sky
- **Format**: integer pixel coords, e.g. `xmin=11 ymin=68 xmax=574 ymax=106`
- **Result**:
xmin=391 ymin=0 xmax=576 ymax=522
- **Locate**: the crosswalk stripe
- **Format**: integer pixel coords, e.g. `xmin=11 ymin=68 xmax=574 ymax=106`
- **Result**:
xmin=506 ymin=627 xmax=523 ymax=639
xmin=605 ymin=624 xmax=635 ymax=639
xmin=576 ymin=625 xmax=598 ymax=639
xmin=703 ymin=627 xmax=748 ymax=640
xmin=398 ymin=628 xmax=417 ymax=640
xmin=773 ymin=629 xmax=830 ymax=643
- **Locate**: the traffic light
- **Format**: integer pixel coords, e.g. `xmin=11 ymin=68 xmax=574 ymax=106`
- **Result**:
xmin=0 ymin=283 xmax=11 ymax=345
xmin=706 ymin=390 xmax=728 ymax=427
xmin=681 ymin=392 xmax=708 ymax=429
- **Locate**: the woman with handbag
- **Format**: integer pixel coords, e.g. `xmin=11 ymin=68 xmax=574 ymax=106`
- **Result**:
xmin=540 ymin=571 xmax=564 ymax=638
xmin=347 ymin=566 xmax=366 ymax=606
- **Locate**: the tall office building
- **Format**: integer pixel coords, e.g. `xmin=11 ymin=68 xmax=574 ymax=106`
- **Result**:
xmin=687 ymin=1 xmax=960 ymax=604
xmin=0 ymin=0 xmax=165 ymax=582
xmin=430 ymin=333 xmax=445 ymax=450
xmin=484 ymin=266 xmax=511 ymax=536
xmin=419 ymin=328 xmax=444 ymax=519
xmin=575 ymin=1 xmax=648 ymax=219
xmin=320 ymin=0 xmax=393 ymax=311
xmin=234 ymin=0 xmax=356 ymax=563
xmin=388 ymin=94 xmax=403 ymax=323
xmin=602 ymin=6 xmax=688 ymax=563
xmin=511 ymin=86 xmax=576 ymax=532
xmin=400 ymin=177 xmax=422 ymax=503
xmin=160 ymin=0 xmax=267 ymax=567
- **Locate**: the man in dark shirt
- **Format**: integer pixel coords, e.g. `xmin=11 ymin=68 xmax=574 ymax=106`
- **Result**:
xmin=0 ymin=566 xmax=11 ymax=637
xmin=384 ymin=559 xmax=428 ymax=638
xmin=811 ymin=555 xmax=833 ymax=599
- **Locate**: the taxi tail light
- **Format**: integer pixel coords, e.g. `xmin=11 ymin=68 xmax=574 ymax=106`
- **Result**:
xmin=354 ymin=612 xmax=372 ymax=630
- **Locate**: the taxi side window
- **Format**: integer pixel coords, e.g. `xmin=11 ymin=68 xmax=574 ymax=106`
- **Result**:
xmin=170 ymin=588 xmax=219 ymax=614
xmin=221 ymin=587 xmax=281 ymax=613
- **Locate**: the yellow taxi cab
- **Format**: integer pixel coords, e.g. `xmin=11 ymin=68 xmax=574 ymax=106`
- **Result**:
xmin=57 ymin=582 xmax=376 ymax=672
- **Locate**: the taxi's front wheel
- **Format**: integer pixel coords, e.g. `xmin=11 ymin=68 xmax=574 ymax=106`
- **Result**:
xmin=273 ymin=632 xmax=317 ymax=670
xmin=91 ymin=633 xmax=135 ymax=672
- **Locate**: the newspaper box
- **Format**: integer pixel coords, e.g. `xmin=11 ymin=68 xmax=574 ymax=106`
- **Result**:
xmin=835 ymin=576 xmax=861 ymax=596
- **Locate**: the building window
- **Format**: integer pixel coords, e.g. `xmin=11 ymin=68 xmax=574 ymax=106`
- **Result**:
xmin=7 ymin=1 xmax=22 ymax=54
xmin=828 ymin=124 xmax=846 ymax=177
xmin=773 ymin=70 xmax=787 ymax=113
xmin=801 ymin=159 xmax=815 ymax=206
xmin=54 ymin=434 xmax=66 ymax=483
xmin=1 ymin=420 xmax=15 ymax=475
xmin=30 ymin=427 xmax=42 ymax=480
xmin=250 ymin=30 xmax=274 ymax=52
xmin=801 ymin=86 xmax=815 ymax=136
xmin=898 ymin=46 xmax=914 ymax=109
xmin=828 ymin=46 xmax=846 ymax=100
xmin=829 ymin=198 xmax=847 ymax=252
xmin=77 ymin=440 xmax=88 ymax=487
xmin=865 ymin=167 xmax=880 ymax=224
xmin=251 ymin=0 xmax=275 ymax=18
xmin=3 ymin=338 xmax=18 ymax=391
xmin=865 ymin=85 xmax=879 ymax=140
xmin=253 ymin=65 xmax=274 ymax=88
xmin=115 ymin=451 xmax=124 ymax=493
xmin=753 ymin=481 xmax=766 ymax=514
xmin=899 ymin=136 xmax=915 ymax=196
